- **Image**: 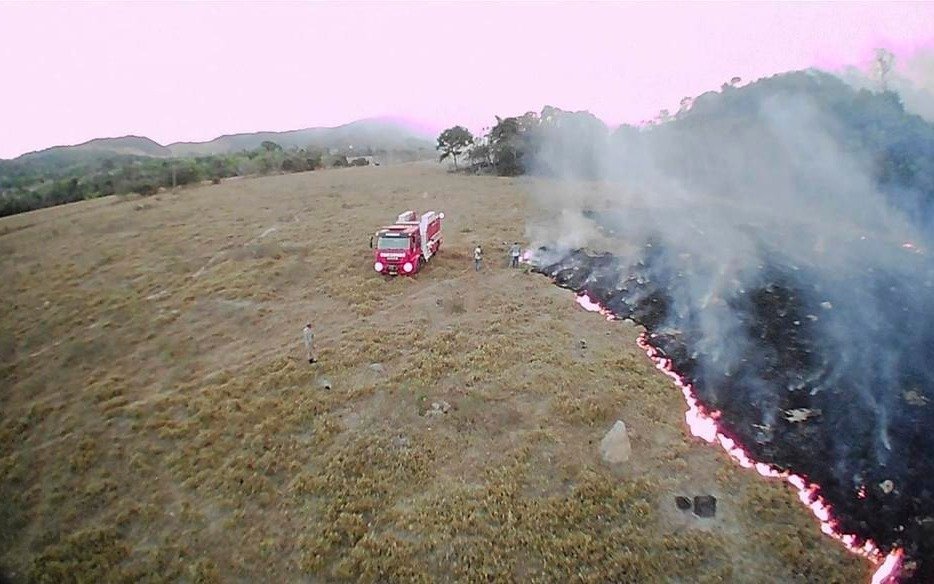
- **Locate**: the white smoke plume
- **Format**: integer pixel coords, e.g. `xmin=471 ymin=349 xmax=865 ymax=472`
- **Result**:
xmin=524 ymin=65 xmax=934 ymax=504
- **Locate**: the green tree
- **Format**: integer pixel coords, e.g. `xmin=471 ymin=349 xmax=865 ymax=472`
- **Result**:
xmin=489 ymin=116 xmax=530 ymax=176
xmin=436 ymin=126 xmax=474 ymax=170
xmin=467 ymin=141 xmax=492 ymax=169
xmin=47 ymin=178 xmax=84 ymax=205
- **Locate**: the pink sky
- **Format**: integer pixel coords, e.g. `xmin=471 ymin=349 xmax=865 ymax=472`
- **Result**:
xmin=1 ymin=1 xmax=933 ymax=159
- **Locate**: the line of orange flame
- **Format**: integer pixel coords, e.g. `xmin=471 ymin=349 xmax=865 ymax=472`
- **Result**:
xmin=572 ymin=292 xmax=903 ymax=583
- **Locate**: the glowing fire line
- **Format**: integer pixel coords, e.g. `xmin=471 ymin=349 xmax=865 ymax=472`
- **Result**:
xmin=572 ymin=292 xmax=903 ymax=583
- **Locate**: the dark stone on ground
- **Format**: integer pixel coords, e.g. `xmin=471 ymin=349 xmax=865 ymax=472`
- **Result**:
xmin=693 ymin=495 xmax=717 ymax=518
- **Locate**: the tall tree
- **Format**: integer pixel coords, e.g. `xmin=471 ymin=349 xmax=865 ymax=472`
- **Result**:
xmin=488 ymin=116 xmax=523 ymax=175
xmin=873 ymin=48 xmax=895 ymax=92
xmin=436 ymin=126 xmax=474 ymax=170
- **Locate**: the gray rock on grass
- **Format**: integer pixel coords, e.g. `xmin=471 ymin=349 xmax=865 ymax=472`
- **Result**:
xmin=599 ymin=420 xmax=631 ymax=464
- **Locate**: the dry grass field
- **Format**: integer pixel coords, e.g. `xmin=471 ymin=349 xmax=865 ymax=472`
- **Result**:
xmin=0 ymin=163 xmax=867 ymax=582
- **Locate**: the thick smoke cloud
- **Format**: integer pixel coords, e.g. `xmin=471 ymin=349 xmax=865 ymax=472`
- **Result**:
xmin=524 ymin=69 xmax=934 ymax=579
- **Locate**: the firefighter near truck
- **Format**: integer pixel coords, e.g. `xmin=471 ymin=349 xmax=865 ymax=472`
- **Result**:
xmin=372 ymin=210 xmax=444 ymax=275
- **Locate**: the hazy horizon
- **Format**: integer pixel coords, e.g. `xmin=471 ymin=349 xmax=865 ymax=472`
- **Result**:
xmin=2 ymin=1 xmax=933 ymax=159
xmin=3 ymin=115 xmax=436 ymax=159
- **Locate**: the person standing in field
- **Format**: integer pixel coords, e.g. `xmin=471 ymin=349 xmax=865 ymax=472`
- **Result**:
xmin=302 ymin=323 xmax=317 ymax=364
xmin=510 ymin=242 xmax=521 ymax=268
xmin=474 ymin=244 xmax=483 ymax=271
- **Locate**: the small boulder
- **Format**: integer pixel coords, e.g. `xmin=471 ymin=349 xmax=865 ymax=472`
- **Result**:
xmin=317 ymin=378 xmax=332 ymax=390
xmin=368 ymin=363 xmax=386 ymax=376
xmin=599 ymin=420 xmax=631 ymax=464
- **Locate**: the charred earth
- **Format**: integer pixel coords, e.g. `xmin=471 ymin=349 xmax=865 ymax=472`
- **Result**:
xmin=532 ymin=244 xmax=934 ymax=582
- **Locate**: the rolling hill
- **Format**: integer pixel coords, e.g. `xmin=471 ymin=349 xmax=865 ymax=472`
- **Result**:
xmin=167 ymin=118 xmax=434 ymax=156
xmin=8 ymin=118 xmax=435 ymax=163
xmin=13 ymin=136 xmax=171 ymax=164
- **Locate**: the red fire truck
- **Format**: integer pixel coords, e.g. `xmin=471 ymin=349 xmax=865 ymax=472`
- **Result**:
xmin=372 ymin=210 xmax=444 ymax=275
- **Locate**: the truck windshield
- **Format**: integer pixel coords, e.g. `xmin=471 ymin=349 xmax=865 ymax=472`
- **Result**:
xmin=377 ymin=236 xmax=410 ymax=250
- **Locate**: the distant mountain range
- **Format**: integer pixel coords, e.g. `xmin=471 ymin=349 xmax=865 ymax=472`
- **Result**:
xmin=10 ymin=118 xmax=435 ymax=162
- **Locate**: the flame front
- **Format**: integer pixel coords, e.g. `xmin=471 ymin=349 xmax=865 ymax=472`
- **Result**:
xmin=872 ymin=550 xmax=904 ymax=584
xmin=573 ymin=292 xmax=903 ymax=583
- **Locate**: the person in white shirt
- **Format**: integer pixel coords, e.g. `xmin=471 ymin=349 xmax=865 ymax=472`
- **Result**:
xmin=474 ymin=245 xmax=483 ymax=271
xmin=509 ymin=242 xmax=521 ymax=268
xmin=302 ymin=323 xmax=317 ymax=364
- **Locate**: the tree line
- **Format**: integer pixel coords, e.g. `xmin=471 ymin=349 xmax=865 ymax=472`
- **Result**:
xmin=0 ymin=142 xmax=379 ymax=217
xmin=436 ymin=67 xmax=934 ymax=224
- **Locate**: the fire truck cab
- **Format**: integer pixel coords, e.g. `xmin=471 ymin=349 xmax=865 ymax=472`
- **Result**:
xmin=372 ymin=210 xmax=444 ymax=275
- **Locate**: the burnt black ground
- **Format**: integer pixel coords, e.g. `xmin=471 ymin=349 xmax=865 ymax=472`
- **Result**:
xmin=533 ymin=246 xmax=934 ymax=582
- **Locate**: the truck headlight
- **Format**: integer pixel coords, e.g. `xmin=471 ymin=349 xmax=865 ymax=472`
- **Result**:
xmin=374 ymin=262 xmax=384 ymax=272
xmin=403 ymin=262 xmax=413 ymax=273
